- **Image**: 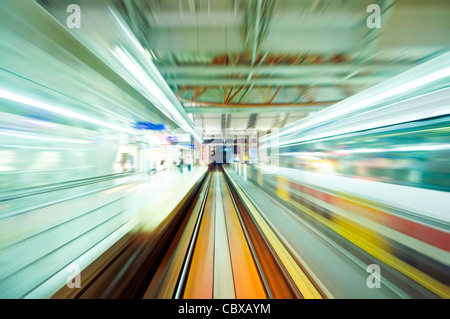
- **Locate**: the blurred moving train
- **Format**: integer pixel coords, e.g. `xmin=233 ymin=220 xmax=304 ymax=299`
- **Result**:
xmin=277 ymin=115 xmax=450 ymax=191
xmin=0 ymin=1 xmax=194 ymax=299
xmin=252 ymin=52 xmax=450 ymax=298
xmin=260 ymin=51 xmax=450 ymax=204
xmin=0 ymin=0 xmax=449 ymax=299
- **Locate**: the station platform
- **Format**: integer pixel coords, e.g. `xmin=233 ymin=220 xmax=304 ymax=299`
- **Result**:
xmin=1 ymin=166 xmax=207 ymax=298
xmin=226 ymin=165 xmax=448 ymax=299
xmin=44 ymin=164 xmax=448 ymax=299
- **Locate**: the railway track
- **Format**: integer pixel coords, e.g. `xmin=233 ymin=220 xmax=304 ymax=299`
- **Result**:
xmin=52 ymin=164 xmax=323 ymax=299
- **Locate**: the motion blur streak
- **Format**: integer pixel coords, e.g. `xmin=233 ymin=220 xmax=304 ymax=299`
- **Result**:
xmin=255 ymin=53 xmax=450 ymax=298
xmin=0 ymin=0 xmax=199 ymax=299
xmin=1 ymin=0 xmax=449 ymax=300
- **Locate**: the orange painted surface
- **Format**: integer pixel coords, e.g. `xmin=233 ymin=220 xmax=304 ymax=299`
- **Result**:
xmin=183 ymin=177 xmax=216 ymax=299
xmin=220 ymin=176 xmax=267 ymax=299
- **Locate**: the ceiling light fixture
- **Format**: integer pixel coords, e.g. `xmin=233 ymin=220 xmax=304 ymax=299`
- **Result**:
xmin=109 ymin=8 xmax=203 ymax=143
xmin=0 ymin=89 xmax=136 ymax=135
xmin=260 ymin=53 xmax=450 ymax=145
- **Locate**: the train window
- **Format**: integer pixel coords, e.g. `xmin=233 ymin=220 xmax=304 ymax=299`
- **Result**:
xmin=278 ymin=117 xmax=450 ymax=192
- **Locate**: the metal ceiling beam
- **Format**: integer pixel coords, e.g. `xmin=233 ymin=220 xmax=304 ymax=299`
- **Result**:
xmin=184 ymin=105 xmax=329 ymax=114
xmin=166 ymin=75 xmax=390 ymax=86
xmin=157 ymin=63 xmax=414 ymax=76
xmin=181 ymin=98 xmax=340 ymax=107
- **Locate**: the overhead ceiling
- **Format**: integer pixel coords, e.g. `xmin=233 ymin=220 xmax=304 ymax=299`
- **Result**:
xmin=39 ymin=0 xmax=450 ymax=137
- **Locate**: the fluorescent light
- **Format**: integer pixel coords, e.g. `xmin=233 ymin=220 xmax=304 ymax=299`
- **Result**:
xmin=112 ymin=47 xmax=179 ymax=122
xmin=108 ymin=8 xmax=202 ymax=143
xmin=0 ymin=89 xmax=136 ymax=134
xmin=331 ymin=144 xmax=450 ymax=154
xmin=260 ymin=65 xmax=450 ymax=144
xmin=24 ymin=119 xmax=58 ymax=128
xmin=261 ymin=87 xmax=450 ymax=148
xmin=0 ymin=131 xmax=90 ymax=144
xmin=112 ymin=46 xmax=202 ymax=143
xmin=392 ymin=144 xmax=450 ymax=152
xmin=1 ymin=144 xmax=86 ymax=151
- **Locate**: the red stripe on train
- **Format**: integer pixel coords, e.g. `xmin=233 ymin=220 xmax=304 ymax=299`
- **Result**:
xmin=288 ymin=179 xmax=449 ymax=251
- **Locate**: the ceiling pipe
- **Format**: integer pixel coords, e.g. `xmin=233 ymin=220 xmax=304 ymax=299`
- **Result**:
xmin=227 ymin=85 xmax=245 ymax=103
xmin=267 ymin=86 xmax=282 ymax=103
xmin=225 ymin=85 xmax=235 ymax=103
xmin=236 ymin=51 xmax=268 ymax=103
xmin=238 ymin=0 xmax=274 ymax=104
xmin=157 ymin=63 xmax=415 ymax=76
xmin=166 ymin=75 xmax=388 ymax=86
xmin=178 ymin=97 xmax=341 ymax=108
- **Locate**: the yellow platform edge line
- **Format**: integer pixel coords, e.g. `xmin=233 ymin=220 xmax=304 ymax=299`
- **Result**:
xmin=287 ymin=197 xmax=450 ymax=299
xmin=224 ymin=168 xmax=323 ymax=299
